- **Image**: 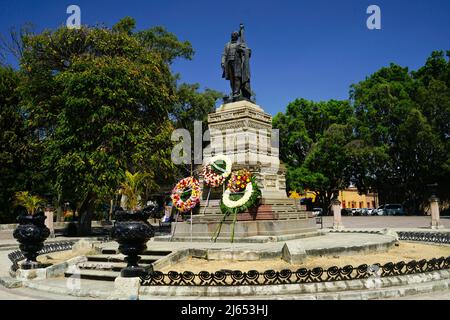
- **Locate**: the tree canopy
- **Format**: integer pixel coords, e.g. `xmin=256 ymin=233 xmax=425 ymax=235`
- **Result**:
xmin=273 ymin=99 xmax=353 ymax=210
xmin=275 ymin=50 xmax=450 ymax=214
xmin=0 ymin=17 xmax=221 ymax=231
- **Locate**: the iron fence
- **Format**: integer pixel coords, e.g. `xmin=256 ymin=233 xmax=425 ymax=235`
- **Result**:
xmin=140 ymin=231 xmax=450 ymax=286
xmin=8 ymin=241 xmax=76 ymax=272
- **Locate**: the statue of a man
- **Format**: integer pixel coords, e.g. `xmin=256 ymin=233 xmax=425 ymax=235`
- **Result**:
xmin=221 ymin=24 xmax=252 ymax=101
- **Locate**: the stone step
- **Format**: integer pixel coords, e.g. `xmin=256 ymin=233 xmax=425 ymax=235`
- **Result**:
xmin=199 ymin=204 xmax=308 ymax=210
xmin=101 ymin=249 xmax=172 ymax=256
xmin=142 ymin=250 xmax=172 ymax=256
xmin=191 ymin=213 xmax=310 ymax=223
xmin=200 ymin=198 xmax=304 ymax=206
xmin=199 ymin=208 xmax=305 ymax=215
xmin=86 ymin=254 xmax=162 ymax=264
xmin=76 ymin=261 xmax=152 ymax=272
xmin=200 ymin=203 xmax=301 ymax=208
xmin=64 ymin=269 xmax=119 ymax=282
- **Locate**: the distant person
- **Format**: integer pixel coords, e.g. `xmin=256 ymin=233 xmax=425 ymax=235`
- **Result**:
xmin=161 ymin=200 xmax=173 ymax=223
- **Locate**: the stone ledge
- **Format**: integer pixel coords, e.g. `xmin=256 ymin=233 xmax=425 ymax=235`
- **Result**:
xmin=13 ymin=255 xmax=87 ymax=281
xmin=139 ymin=270 xmax=450 ymax=297
xmin=0 ymin=276 xmax=22 ymax=288
xmin=22 ymin=280 xmax=111 ymax=299
xmin=154 ymin=231 xmax=322 ymax=243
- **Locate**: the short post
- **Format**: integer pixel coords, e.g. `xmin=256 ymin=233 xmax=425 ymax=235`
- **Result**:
xmin=110 ymin=276 xmax=140 ymax=300
xmin=332 ymin=198 xmax=344 ymax=230
xmin=44 ymin=208 xmax=55 ymax=238
xmin=430 ymin=196 xmax=444 ymax=230
xmin=428 ymin=183 xmax=444 ymax=230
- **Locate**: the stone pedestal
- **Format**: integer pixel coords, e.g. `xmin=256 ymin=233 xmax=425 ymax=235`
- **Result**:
xmin=158 ymin=100 xmax=317 ymax=242
xmin=430 ymin=196 xmax=444 ymax=230
xmin=169 ymin=214 xmax=318 ymax=242
xmin=109 ymin=276 xmax=140 ymax=300
xmin=332 ymin=199 xmax=344 ymax=230
xmin=204 ymin=100 xmax=286 ymax=200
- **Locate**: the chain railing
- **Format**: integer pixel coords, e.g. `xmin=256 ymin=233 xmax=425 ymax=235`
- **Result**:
xmin=8 ymin=241 xmax=76 ymax=272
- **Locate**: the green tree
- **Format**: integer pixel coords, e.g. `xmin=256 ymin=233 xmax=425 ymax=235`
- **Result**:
xmin=136 ymin=26 xmax=194 ymax=64
xmin=412 ymin=51 xmax=450 ymax=205
xmin=273 ymin=99 xmax=353 ymax=209
xmin=172 ymin=83 xmax=222 ymax=133
xmin=0 ymin=67 xmax=30 ymax=222
xmin=171 ymin=83 xmax=222 ymax=177
xmin=20 ymin=18 xmax=184 ymax=234
xmin=273 ymin=99 xmax=352 ymax=166
xmin=299 ymin=124 xmax=353 ymax=211
xmin=350 ymin=53 xmax=449 ymax=213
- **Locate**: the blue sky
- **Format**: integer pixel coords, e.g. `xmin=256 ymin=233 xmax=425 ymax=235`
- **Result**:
xmin=1 ymin=0 xmax=450 ymax=115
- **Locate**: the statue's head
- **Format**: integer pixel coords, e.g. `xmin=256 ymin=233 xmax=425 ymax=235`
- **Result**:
xmin=231 ymin=31 xmax=239 ymax=41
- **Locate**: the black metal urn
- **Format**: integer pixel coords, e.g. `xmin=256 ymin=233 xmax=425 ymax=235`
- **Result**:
xmin=13 ymin=210 xmax=50 ymax=270
xmin=111 ymin=206 xmax=155 ymax=277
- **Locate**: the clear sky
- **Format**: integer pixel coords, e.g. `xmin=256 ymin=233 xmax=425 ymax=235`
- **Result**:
xmin=1 ymin=0 xmax=450 ymax=115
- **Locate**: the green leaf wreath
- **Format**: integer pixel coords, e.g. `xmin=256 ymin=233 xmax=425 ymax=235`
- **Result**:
xmin=212 ymin=169 xmax=261 ymax=243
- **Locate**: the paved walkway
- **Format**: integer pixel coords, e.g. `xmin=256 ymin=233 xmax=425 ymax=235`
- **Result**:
xmin=1 ymin=217 xmax=449 ymax=300
xmin=98 ymin=232 xmax=395 ymax=255
xmin=321 ymin=216 xmax=450 ymax=229
xmin=1 ymin=216 xmax=448 ymax=242
xmin=0 ymin=284 xmax=94 ymax=300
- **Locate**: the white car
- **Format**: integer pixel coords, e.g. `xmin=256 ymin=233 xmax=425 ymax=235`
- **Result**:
xmin=376 ymin=205 xmax=385 ymax=215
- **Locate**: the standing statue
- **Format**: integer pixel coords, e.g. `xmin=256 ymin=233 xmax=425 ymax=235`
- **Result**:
xmin=221 ymin=23 xmax=253 ymax=102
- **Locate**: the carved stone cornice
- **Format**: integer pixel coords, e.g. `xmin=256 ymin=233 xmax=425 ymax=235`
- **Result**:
xmin=208 ymin=106 xmax=272 ymax=125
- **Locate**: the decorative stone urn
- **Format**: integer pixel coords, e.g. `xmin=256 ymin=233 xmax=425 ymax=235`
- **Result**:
xmin=111 ymin=207 xmax=155 ymax=277
xmin=13 ymin=210 xmax=51 ymax=270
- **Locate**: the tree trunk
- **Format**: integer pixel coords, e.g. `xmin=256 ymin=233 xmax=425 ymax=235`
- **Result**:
xmin=77 ymin=192 xmax=97 ymax=236
xmin=56 ymin=206 xmax=63 ymax=222
xmin=56 ymin=193 xmax=64 ymax=222
xmin=324 ymin=190 xmax=332 ymax=216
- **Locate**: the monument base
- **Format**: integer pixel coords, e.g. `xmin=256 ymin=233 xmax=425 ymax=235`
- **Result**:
xmin=156 ymin=218 xmax=319 ymax=243
xmin=155 ymin=198 xmax=319 ymax=243
xmin=171 ymin=99 xmax=319 ymax=243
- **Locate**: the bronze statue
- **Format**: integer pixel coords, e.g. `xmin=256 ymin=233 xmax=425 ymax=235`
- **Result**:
xmin=221 ymin=23 xmax=253 ymax=102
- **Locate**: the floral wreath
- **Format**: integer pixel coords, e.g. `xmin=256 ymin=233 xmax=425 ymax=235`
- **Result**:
xmin=201 ymin=155 xmax=232 ymax=188
xmin=212 ymin=169 xmax=261 ymax=242
xmin=171 ymin=177 xmax=201 ymax=213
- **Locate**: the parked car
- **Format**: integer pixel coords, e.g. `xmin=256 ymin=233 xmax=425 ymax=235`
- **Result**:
xmin=385 ymin=204 xmax=405 ymax=216
xmin=376 ymin=204 xmax=405 ymax=216
xmin=376 ymin=205 xmax=385 ymax=215
xmin=341 ymin=208 xmax=352 ymax=216
xmin=312 ymin=207 xmax=323 ymax=217
xmin=367 ymin=208 xmax=374 ymax=215
xmin=360 ymin=208 xmax=369 ymax=216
